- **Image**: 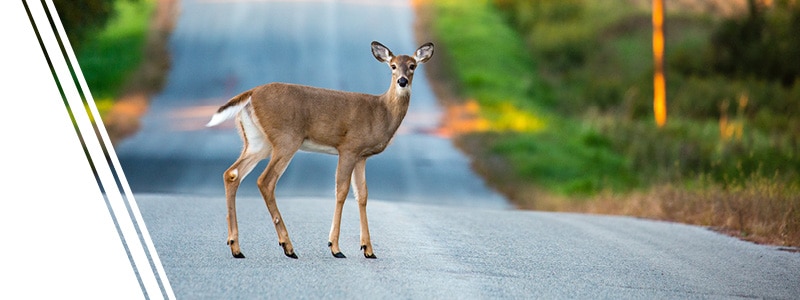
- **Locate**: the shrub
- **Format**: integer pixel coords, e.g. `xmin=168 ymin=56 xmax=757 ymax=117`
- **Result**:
xmin=709 ymin=0 xmax=800 ymax=86
xmin=54 ymin=0 xmax=117 ymax=51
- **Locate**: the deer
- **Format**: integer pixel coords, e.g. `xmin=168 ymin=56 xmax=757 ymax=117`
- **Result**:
xmin=205 ymin=41 xmax=434 ymax=259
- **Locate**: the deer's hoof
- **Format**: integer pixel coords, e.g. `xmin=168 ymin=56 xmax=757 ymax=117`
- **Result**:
xmin=228 ymin=240 xmax=245 ymax=258
xmin=361 ymin=245 xmax=377 ymax=259
xmin=328 ymin=241 xmax=346 ymax=258
xmin=279 ymin=242 xmax=298 ymax=259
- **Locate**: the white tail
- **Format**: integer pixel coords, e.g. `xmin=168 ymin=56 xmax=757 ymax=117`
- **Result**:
xmin=207 ymin=41 xmax=434 ymax=259
xmin=205 ymin=97 xmax=249 ymax=127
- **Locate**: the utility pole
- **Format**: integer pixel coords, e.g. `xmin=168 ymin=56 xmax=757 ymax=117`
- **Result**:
xmin=653 ymin=0 xmax=666 ymax=127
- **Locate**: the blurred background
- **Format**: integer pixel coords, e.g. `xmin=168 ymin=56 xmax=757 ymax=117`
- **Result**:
xmin=56 ymin=0 xmax=798 ymax=246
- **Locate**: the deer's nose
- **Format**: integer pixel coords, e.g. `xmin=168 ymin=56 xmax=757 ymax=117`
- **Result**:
xmin=398 ymin=77 xmax=409 ymax=87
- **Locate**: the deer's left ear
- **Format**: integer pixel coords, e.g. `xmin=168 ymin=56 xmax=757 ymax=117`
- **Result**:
xmin=414 ymin=42 xmax=434 ymax=63
xmin=371 ymin=41 xmax=394 ymax=63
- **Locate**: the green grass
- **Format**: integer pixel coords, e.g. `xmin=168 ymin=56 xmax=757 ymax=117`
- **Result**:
xmin=76 ymin=0 xmax=154 ymax=114
xmin=490 ymin=128 xmax=636 ymax=195
xmin=431 ymin=0 xmax=549 ymax=111
xmin=430 ymin=0 xmax=636 ymax=196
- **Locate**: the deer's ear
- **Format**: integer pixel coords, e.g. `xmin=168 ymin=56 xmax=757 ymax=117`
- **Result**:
xmin=414 ymin=42 xmax=434 ymax=63
xmin=371 ymin=41 xmax=394 ymax=63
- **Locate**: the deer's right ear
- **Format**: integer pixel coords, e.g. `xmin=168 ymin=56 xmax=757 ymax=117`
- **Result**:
xmin=371 ymin=41 xmax=394 ymax=63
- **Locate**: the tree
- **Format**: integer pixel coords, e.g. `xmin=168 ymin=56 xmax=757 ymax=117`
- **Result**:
xmin=52 ymin=0 xmax=115 ymax=51
xmin=710 ymin=0 xmax=800 ymax=86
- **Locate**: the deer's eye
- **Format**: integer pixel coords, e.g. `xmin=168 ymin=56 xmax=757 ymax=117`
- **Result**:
xmin=391 ymin=64 xmax=397 ymax=70
xmin=409 ymin=64 xmax=416 ymax=70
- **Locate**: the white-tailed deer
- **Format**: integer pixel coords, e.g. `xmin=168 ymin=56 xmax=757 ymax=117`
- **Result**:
xmin=205 ymin=41 xmax=434 ymax=259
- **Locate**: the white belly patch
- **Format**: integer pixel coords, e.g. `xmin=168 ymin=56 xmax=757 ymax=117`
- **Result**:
xmin=300 ymin=139 xmax=338 ymax=155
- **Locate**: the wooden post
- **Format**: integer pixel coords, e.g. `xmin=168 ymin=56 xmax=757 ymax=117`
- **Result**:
xmin=653 ymin=0 xmax=666 ymax=127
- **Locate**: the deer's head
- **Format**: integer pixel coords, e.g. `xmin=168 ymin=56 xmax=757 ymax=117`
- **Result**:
xmin=371 ymin=41 xmax=434 ymax=94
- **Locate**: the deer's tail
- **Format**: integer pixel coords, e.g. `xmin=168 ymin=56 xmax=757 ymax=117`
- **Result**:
xmin=206 ymin=90 xmax=253 ymax=127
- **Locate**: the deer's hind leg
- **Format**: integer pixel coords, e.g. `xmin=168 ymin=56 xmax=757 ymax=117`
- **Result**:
xmin=224 ymin=111 xmax=272 ymax=258
xmin=256 ymin=134 xmax=302 ymax=259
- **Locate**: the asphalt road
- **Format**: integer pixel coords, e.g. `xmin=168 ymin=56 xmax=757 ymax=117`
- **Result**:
xmin=138 ymin=194 xmax=800 ymax=299
xmin=114 ymin=0 xmax=800 ymax=298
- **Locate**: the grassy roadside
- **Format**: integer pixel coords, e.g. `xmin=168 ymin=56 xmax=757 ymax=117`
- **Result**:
xmin=419 ymin=0 xmax=638 ymax=197
xmin=416 ymin=0 xmax=799 ymax=247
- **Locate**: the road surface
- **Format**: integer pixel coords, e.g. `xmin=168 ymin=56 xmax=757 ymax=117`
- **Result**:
xmin=137 ymin=194 xmax=800 ymax=299
xmin=113 ymin=0 xmax=800 ymax=298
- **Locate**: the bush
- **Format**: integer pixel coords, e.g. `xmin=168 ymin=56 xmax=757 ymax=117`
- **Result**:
xmin=74 ymin=0 xmax=153 ymax=101
xmin=709 ymin=0 xmax=800 ymax=86
xmin=54 ymin=0 xmax=117 ymax=51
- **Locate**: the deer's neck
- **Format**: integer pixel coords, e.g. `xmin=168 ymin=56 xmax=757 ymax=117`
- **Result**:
xmin=381 ymin=85 xmax=411 ymax=133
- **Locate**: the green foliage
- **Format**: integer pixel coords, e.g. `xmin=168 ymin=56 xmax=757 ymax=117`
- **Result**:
xmin=53 ymin=0 xmax=116 ymax=51
xmin=491 ymin=0 xmax=798 ymax=187
xmin=708 ymin=0 xmax=800 ymax=86
xmin=495 ymin=0 xmax=591 ymax=73
xmin=431 ymin=0 xmax=799 ymax=197
xmin=430 ymin=0 xmax=635 ymax=196
xmin=431 ymin=0 xmax=548 ymax=110
xmin=491 ymin=127 xmax=636 ymax=195
xmin=75 ymin=0 xmax=153 ymax=102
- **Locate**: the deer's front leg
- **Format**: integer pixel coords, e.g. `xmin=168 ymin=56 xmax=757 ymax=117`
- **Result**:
xmin=328 ymin=154 xmax=357 ymax=258
xmin=352 ymin=158 xmax=376 ymax=258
